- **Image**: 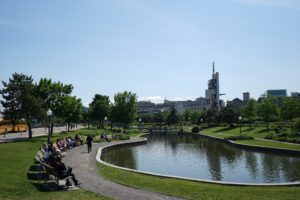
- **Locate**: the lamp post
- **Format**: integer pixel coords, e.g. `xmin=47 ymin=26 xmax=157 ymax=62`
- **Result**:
xmin=239 ymin=116 xmax=242 ymax=134
xmin=47 ymin=109 xmax=53 ymax=144
xmin=138 ymin=118 xmax=142 ymax=131
xmin=104 ymin=116 xmax=108 ymax=131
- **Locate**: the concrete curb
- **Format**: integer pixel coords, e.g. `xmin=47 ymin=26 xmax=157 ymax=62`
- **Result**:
xmin=197 ymin=132 xmax=300 ymax=156
xmin=96 ymin=136 xmax=300 ymax=187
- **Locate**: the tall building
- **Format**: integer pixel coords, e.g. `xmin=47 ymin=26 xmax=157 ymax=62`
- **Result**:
xmin=243 ymin=92 xmax=250 ymax=102
xmin=137 ymin=62 xmax=223 ymax=113
xmin=265 ymin=90 xmax=287 ymax=97
xmin=291 ymin=92 xmax=300 ymax=97
xmin=205 ymin=62 xmax=221 ymax=110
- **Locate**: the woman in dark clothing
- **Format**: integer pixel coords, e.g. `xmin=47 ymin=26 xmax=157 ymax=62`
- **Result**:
xmin=53 ymin=156 xmax=80 ymax=186
xmin=86 ymin=135 xmax=93 ymax=153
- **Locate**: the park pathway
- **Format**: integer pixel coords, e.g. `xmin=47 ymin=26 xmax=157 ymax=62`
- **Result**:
xmin=63 ymin=142 xmax=185 ymax=200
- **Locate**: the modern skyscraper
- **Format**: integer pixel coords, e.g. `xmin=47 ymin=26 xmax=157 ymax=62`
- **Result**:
xmin=243 ymin=92 xmax=250 ymax=102
xmin=205 ymin=62 xmax=220 ymax=110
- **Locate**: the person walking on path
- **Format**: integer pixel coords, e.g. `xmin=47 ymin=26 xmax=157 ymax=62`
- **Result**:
xmin=4 ymin=128 xmax=7 ymax=137
xmin=86 ymin=135 xmax=93 ymax=153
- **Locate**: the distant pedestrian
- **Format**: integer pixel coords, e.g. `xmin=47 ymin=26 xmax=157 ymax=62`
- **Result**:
xmin=86 ymin=135 xmax=93 ymax=153
xmin=4 ymin=128 xmax=7 ymax=137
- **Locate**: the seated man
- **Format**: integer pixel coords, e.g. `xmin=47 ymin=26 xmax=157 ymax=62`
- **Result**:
xmin=52 ymin=156 xmax=81 ymax=186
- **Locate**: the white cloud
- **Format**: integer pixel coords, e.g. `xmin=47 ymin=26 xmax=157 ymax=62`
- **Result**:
xmin=138 ymin=96 xmax=164 ymax=104
xmin=232 ymin=0 xmax=300 ymax=11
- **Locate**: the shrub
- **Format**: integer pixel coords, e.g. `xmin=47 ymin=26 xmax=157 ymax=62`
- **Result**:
xmin=191 ymin=126 xmax=200 ymax=133
xmin=114 ymin=133 xmax=130 ymax=140
xmin=224 ymin=135 xmax=254 ymax=141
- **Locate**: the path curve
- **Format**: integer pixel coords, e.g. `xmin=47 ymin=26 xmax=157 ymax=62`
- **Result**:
xmin=63 ymin=142 xmax=185 ymax=200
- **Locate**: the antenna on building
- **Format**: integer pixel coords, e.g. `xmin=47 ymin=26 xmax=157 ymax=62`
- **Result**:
xmin=212 ymin=61 xmax=215 ymax=74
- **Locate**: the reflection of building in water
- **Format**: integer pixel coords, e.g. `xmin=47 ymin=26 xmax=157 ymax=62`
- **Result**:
xmin=138 ymin=62 xmax=224 ymax=113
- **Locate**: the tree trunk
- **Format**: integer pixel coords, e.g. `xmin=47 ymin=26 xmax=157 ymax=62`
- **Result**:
xmin=123 ymin=122 xmax=126 ymax=133
xmin=68 ymin=123 xmax=70 ymax=132
xmin=27 ymin=122 xmax=32 ymax=139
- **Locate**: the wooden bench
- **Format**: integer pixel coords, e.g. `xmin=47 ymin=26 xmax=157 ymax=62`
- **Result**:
xmin=34 ymin=151 xmax=72 ymax=187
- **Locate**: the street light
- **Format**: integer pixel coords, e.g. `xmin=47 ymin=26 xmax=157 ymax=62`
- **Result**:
xmin=239 ymin=116 xmax=242 ymax=134
xmin=104 ymin=116 xmax=107 ymax=131
xmin=138 ymin=118 xmax=142 ymax=131
xmin=47 ymin=109 xmax=53 ymax=144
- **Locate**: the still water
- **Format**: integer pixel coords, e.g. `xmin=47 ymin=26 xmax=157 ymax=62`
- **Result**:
xmin=101 ymin=134 xmax=300 ymax=183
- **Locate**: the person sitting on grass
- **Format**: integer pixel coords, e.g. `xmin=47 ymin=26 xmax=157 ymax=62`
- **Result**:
xmin=100 ymin=133 xmax=110 ymax=142
xmin=53 ymin=156 xmax=81 ymax=187
xmin=75 ymin=134 xmax=83 ymax=146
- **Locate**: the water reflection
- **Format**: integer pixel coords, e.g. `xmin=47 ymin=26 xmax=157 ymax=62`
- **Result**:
xmin=101 ymin=134 xmax=300 ymax=183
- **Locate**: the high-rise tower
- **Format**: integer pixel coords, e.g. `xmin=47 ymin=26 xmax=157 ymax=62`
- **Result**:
xmin=205 ymin=62 xmax=220 ymax=110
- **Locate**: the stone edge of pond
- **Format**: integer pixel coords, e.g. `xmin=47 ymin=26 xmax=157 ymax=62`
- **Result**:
xmin=96 ymin=136 xmax=300 ymax=187
xmin=195 ymin=132 xmax=300 ymax=156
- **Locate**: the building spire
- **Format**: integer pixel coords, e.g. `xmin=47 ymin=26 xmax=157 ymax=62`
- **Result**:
xmin=212 ymin=61 xmax=215 ymax=74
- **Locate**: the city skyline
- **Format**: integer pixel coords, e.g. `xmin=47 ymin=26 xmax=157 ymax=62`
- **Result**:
xmin=1 ymin=0 xmax=299 ymax=106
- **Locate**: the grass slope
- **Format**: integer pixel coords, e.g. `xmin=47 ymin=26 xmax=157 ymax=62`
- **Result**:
xmin=0 ymin=132 xmax=111 ymax=200
xmin=201 ymin=127 xmax=300 ymax=151
xmin=98 ymin=162 xmax=300 ymax=200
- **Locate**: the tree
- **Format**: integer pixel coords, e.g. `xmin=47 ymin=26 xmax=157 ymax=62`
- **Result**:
xmin=36 ymin=78 xmax=73 ymax=133
xmin=257 ymin=97 xmax=278 ymax=130
xmin=153 ymin=112 xmax=164 ymax=124
xmin=281 ymin=97 xmax=300 ymax=130
xmin=88 ymin=94 xmax=110 ymax=129
xmin=242 ymin=99 xmax=257 ymax=127
xmin=166 ymin=107 xmax=179 ymax=125
xmin=111 ymin=91 xmax=137 ymax=132
xmin=220 ymin=106 xmax=235 ymax=126
xmin=55 ymin=96 xmax=83 ymax=131
xmin=0 ymin=73 xmax=44 ymax=138
xmin=189 ymin=110 xmax=202 ymax=124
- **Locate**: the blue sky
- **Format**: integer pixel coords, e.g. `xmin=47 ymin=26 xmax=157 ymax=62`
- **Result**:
xmin=0 ymin=0 xmax=299 ymax=106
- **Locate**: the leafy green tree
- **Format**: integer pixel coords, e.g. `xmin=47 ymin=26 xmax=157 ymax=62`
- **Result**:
xmin=89 ymin=94 xmax=110 ymax=129
xmin=36 ymin=78 xmax=73 ymax=133
xmin=0 ymin=73 xmax=44 ymax=138
xmin=189 ymin=110 xmax=202 ymax=124
xmin=220 ymin=106 xmax=235 ymax=126
xmin=153 ymin=112 xmax=164 ymax=124
xmin=242 ymin=99 xmax=257 ymax=127
xmin=166 ymin=107 xmax=179 ymax=125
xmin=281 ymin=97 xmax=300 ymax=130
xmin=183 ymin=110 xmax=191 ymax=124
xmin=56 ymin=96 xmax=83 ymax=131
xmin=204 ymin=109 xmax=218 ymax=125
xmin=257 ymin=97 xmax=278 ymax=130
xmin=111 ymin=91 xmax=137 ymax=132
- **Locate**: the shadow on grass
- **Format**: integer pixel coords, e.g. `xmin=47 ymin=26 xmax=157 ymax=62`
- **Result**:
xmin=243 ymin=127 xmax=255 ymax=132
xmin=214 ymin=126 xmax=236 ymax=133
xmin=31 ymin=182 xmax=65 ymax=192
xmin=257 ymin=129 xmax=270 ymax=133
xmin=28 ymin=162 xmax=67 ymax=192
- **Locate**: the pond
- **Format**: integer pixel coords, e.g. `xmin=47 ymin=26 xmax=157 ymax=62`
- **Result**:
xmin=101 ymin=134 xmax=300 ymax=184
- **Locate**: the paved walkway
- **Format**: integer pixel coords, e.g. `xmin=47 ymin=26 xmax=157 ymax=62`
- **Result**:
xmin=0 ymin=125 xmax=83 ymax=143
xmin=63 ymin=142 xmax=185 ymax=200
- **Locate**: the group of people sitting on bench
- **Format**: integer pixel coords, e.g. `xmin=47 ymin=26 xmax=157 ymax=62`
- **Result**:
xmin=42 ymin=135 xmax=83 ymax=187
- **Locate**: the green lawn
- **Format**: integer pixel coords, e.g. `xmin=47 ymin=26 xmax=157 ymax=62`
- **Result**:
xmin=201 ymin=126 xmax=300 ymax=151
xmin=98 ymin=162 xmax=300 ymax=200
xmin=0 ymin=131 xmax=111 ymax=200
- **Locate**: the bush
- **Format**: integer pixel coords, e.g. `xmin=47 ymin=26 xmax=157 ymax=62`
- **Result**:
xmin=191 ymin=126 xmax=200 ymax=133
xmin=224 ymin=135 xmax=254 ymax=141
xmin=114 ymin=133 xmax=130 ymax=140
